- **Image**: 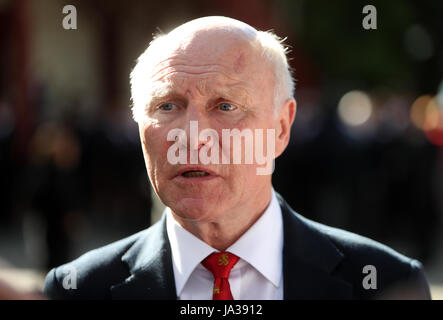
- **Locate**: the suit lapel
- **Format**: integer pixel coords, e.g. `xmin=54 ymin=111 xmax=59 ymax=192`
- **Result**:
xmin=277 ymin=194 xmax=353 ymax=299
xmin=110 ymin=216 xmax=177 ymax=300
xmin=110 ymin=194 xmax=352 ymax=299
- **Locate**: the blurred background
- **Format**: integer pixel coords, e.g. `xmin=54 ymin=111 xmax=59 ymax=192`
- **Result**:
xmin=0 ymin=0 xmax=442 ymax=299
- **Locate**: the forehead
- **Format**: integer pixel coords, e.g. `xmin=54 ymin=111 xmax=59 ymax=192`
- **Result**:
xmin=152 ymin=41 xmax=255 ymax=77
xmin=149 ymin=73 xmax=251 ymax=106
xmin=148 ymin=30 xmax=272 ymax=91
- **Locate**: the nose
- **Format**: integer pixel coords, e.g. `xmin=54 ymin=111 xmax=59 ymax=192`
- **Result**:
xmin=171 ymin=103 xmax=219 ymax=165
xmin=182 ymin=104 xmax=212 ymax=152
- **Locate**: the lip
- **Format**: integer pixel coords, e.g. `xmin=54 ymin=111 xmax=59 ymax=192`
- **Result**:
xmin=175 ymin=166 xmax=218 ymax=177
xmin=172 ymin=166 xmax=220 ymax=182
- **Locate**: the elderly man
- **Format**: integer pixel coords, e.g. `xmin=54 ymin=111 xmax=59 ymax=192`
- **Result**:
xmin=44 ymin=16 xmax=431 ymax=300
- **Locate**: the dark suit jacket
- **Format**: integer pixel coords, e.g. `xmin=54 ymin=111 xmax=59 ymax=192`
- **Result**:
xmin=44 ymin=194 xmax=431 ymax=299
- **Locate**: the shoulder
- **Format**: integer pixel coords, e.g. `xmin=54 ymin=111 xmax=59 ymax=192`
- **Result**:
xmin=277 ymin=191 xmax=431 ymax=299
xmin=307 ymin=216 xmax=411 ymax=266
xmin=298 ymin=213 xmax=431 ymax=299
xmin=43 ymin=229 xmax=146 ymax=299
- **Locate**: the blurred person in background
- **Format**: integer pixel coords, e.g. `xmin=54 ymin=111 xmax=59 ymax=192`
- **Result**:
xmin=0 ymin=258 xmax=45 ymax=300
xmin=0 ymin=279 xmax=44 ymax=300
xmin=43 ymin=16 xmax=431 ymax=300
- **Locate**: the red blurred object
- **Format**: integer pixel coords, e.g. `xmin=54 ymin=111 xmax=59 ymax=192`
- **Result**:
xmin=425 ymin=128 xmax=443 ymax=146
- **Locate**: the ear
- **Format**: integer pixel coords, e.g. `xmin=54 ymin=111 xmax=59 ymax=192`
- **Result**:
xmin=274 ymin=98 xmax=296 ymax=158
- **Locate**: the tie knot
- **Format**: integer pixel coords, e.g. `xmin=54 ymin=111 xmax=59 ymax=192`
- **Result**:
xmin=202 ymin=252 xmax=239 ymax=279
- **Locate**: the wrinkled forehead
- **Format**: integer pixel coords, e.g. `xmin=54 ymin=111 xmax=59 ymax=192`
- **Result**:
xmin=148 ymin=26 xmax=267 ymax=81
xmin=179 ymin=33 xmax=255 ymax=67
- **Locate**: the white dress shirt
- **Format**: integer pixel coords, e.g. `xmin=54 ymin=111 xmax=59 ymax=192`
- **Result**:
xmin=165 ymin=189 xmax=284 ymax=300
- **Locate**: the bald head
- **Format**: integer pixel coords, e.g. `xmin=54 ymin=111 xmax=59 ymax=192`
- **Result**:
xmin=130 ymin=16 xmax=294 ymax=122
xmin=149 ymin=18 xmax=259 ymax=84
xmin=168 ymin=16 xmax=257 ymax=40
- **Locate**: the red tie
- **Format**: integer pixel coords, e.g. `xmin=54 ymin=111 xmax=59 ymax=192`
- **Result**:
xmin=201 ymin=252 xmax=239 ymax=300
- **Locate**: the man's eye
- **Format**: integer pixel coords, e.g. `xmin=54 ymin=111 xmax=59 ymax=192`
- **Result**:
xmin=158 ymin=103 xmax=176 ymax=111
xmin=219 ymin=103 xmax=236 ymax=111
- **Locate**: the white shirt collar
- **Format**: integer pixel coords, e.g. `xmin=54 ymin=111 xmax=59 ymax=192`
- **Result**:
xmin=166 ymin=189 xmax=283 ymax=296
xmin=166 ymin=208 xmax=216 ymax=295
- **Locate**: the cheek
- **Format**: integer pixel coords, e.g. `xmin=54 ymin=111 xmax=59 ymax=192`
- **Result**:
xmin=142 ymin=124 xmax=169 ymax=154
xmin=227 ymin=164 xmax=257 ymax=188
xmin=140 ymin=125 xmax=171 ymax=175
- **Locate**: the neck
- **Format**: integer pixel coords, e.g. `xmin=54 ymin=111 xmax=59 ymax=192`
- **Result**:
xmin=171 ymin=187 xmax=272 ymax=251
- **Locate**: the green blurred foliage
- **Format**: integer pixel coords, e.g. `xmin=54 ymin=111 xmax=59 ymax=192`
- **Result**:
xmin=281 ymin=0 xmax=442 ymax=92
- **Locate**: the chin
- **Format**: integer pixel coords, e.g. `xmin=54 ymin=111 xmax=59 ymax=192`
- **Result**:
xmin=169 ymin=197 xmax=222 ymax=222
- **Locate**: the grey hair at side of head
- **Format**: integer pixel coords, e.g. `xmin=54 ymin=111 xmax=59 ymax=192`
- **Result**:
xmin=254 ymin=30 xmax=295 ymax=117
xmin=130 ymin=24 xmax=295 ymax=122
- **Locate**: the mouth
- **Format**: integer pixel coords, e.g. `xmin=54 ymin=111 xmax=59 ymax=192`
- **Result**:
xmin=174 ymin=167 xmax=218 ymax=181
xmin=181 ymin=170 xmax=211 ymax=178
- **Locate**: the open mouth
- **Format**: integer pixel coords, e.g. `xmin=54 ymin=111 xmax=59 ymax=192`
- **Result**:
xmin=181 ymin=170 xmax=211 ymax=178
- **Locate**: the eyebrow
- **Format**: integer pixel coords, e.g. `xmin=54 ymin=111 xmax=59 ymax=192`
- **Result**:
xmin=212 ymin=84 xmax=250 ymax=104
